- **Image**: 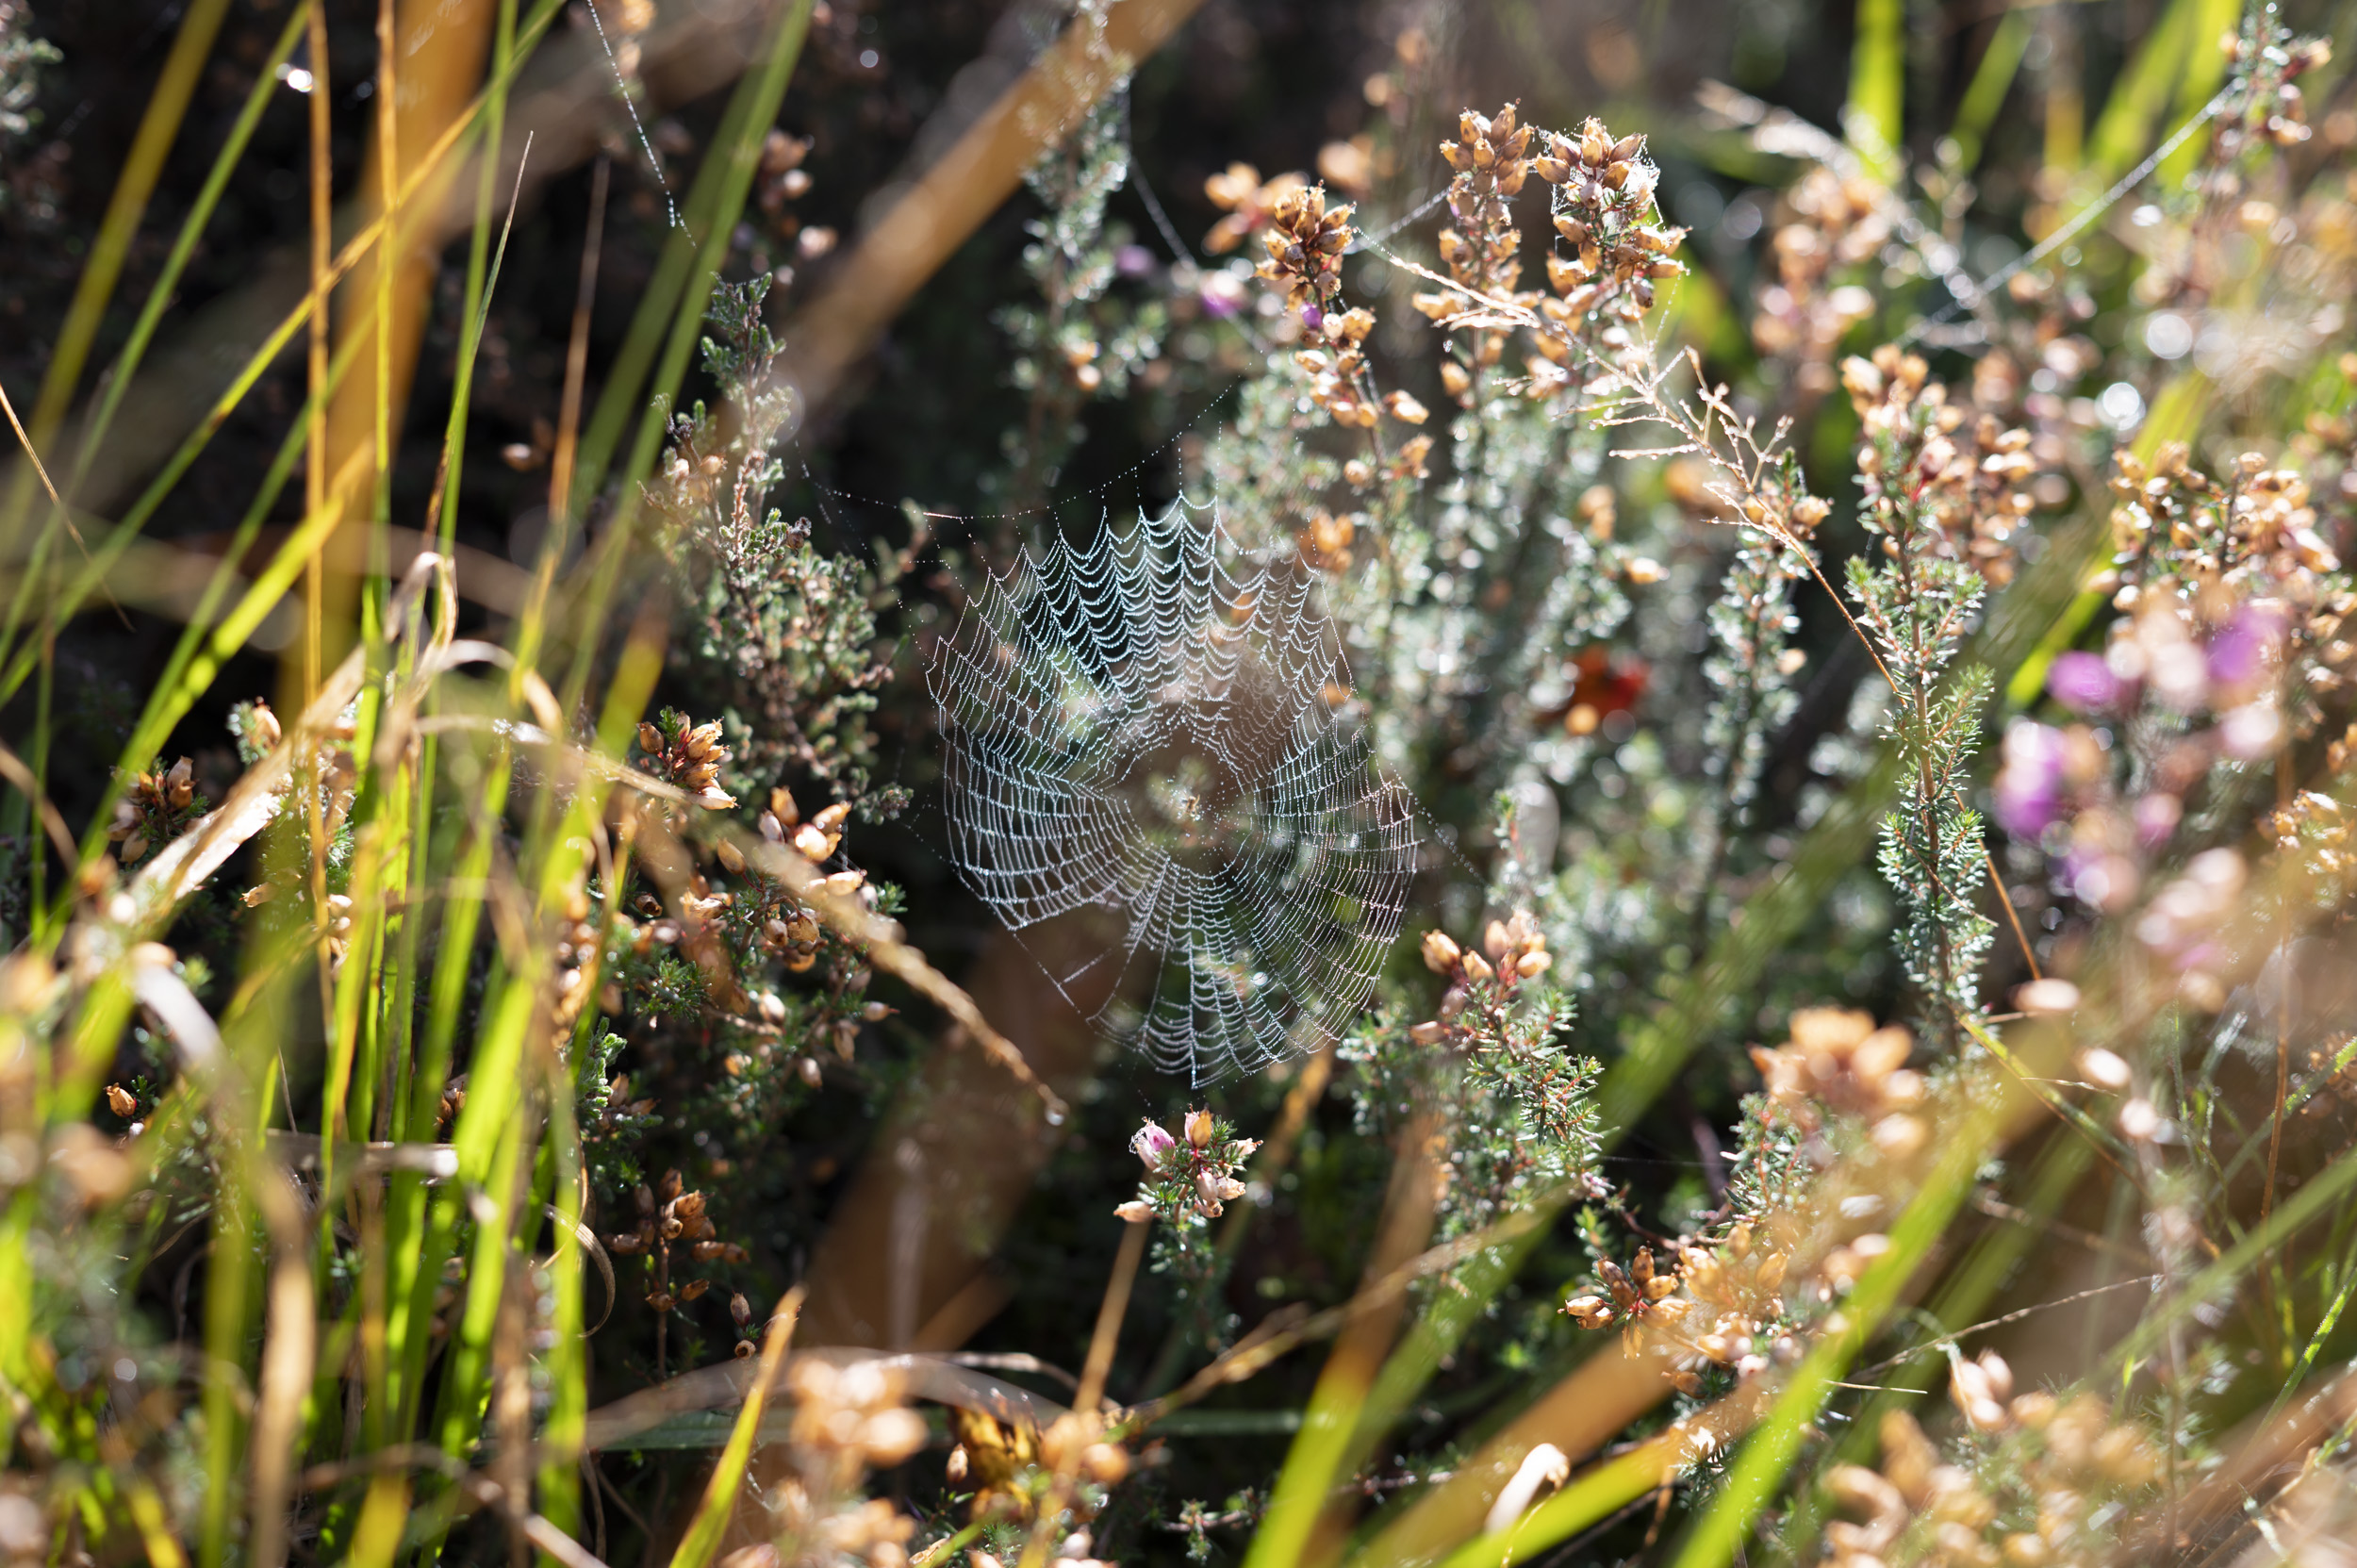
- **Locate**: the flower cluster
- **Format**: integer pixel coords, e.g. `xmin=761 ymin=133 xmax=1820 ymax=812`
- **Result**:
xmin=1254 ymin=182 xmax=1354 ymax=313
xmin=1825 ymin=1387 xmax=2161 ymax=1567
xmin=1119 ymin=1109 xmax=1258 ymax=1225
xmin=1566 ymin=1218 xmax=1805 ymax=1395
xmin=1531 ymin=118 xmax=1683 ymax=335
xmin=1412 ymin=911 xmax=1553 ymax=1045
xmin=1747 ymin=1006 xmax=1926 ymax=1158
xmin=1201 ymin=162 xmax=1309 ymax=256
xmin=1843 ymin=346 xmax=2043 ymax=586
xmin=1410 ymin=103 xmax=1532 ymax=401
xmin=637 ymin=710 xmax=737 ymax=811
xmin=603 ymin=1169 xmax=749 ymax=1374
xmin=103 ymin=758 xmax=203 ymax=866
xmin=1752 ymin=168 xmax=1887 ymax=400
xmin=1436 ymin=104 xmax=1532 ymax=296
xmin=2100 ymin=445 xmax=2339 ymax=616
xmin=754 ymin=1357 xmax=926 ymax=1566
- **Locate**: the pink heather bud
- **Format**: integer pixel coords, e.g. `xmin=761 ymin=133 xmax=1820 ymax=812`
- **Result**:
xmin=1113 ymin=1199 xmax=1157 ymax=1223
xmin=1185 ymin=1109 xmax=1215 ymax=1148
xmin=1131 ymin=1121 xmax=1178 ymax=1170
xmin=1409 ymin=1020 xmax=1446 ymax=1046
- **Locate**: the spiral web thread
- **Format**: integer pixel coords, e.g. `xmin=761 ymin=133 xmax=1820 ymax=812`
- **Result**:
xmin=927 ymin=500 xmax=1419 ymax=1082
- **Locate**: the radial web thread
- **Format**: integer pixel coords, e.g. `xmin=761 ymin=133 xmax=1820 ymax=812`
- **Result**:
xmin=927 ymin=501 xmax=1419 ymax=1083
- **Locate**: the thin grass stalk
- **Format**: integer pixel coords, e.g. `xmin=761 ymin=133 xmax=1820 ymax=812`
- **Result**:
xmin=6 ymin=0 xmax=234 ymax=497
xmin=439 ymin=0 xmax=520 ymax=553
xmin=1947 ymin=9 xmax=2032 ymax=174
xmin=566 ymin=0 xmax=816 ymax=535
xmin=553 ymin=0 xmax=814 ymax=716
xmin=0 ymin=0 xmax=569 ymax=706
xmin=2083 ymin=0 xmax=2201 ymax=183
xmin=1845 ymin=0 xmax=1904 ymax=180
xmin=668 ymin=1291 xmax=807 ymax=1568
xmin=1662 ymin=1090 xmax=2005 ymax=1568
xmin=63 ymin=8 xmax=308 ymax=502
xmin=1244 ymin=1127 xmax=1439 ymax=1568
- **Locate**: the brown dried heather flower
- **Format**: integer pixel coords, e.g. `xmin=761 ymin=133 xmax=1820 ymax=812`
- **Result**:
xmin=638 ymin=713 xmax=737 ymax=809
xmin=1748 ymin=1006 xmax=1924 ymax=1136
xmin=1290 ymin=305 xmax=1380 ymax=425
xmin=1750 ymin=168 xmax=1886 ymax=401
xmin=1829 ymin=1393 xmax=2165 ymax=1567
xmin=1202 ymin=162 xmax=1309 ymax=256
xmin=1255 ymin=182 xmax=1354 ymax=312
xmin=1531 ymin=117 xmax=1684 ymax=336
xmin=1571 ymin=1217 xmax=1801 ymax=1389
xmin=1438 ymin=104 xmax=1532 ymax=296
xmin=1405 ymin=104 xmax=1538 ymax=401
xmin=606 ymin=1170 xmax=745 ymax=1373
xmin=1842 ymin=345 xmax=2045 ymax=586
xmin=1407 ymin=913 xmax=1551 ymax=1045
xmin=105 ymin=757 xmax=201 ymax=865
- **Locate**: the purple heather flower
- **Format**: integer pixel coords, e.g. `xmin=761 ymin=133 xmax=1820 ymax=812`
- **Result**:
xmin=1199 ymin=272 xmax=1246 ymax=319
xmin=2206 ymin=600 xmax=2286 ymax=691
xmin=1131 ymin=1120 xmax=1178 ymax=1171
xmin=2047 ymin=651 xmax=2122 ymax=713
xmin=1993 ymin=720 xmax=2069 ymax=838
xmin=1114 ymin=244 xmax=1156 ymax=278
xmin=1299 ymin=303 xmax=1325 ymax=331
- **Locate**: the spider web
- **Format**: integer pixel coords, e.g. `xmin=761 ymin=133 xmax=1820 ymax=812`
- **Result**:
xmin=928 ymin=500 xmax=1419 ymax=1083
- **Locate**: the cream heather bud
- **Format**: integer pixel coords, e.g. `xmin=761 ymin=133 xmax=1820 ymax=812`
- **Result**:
xmin=1461 ymin=951 xmax=1495 ymax=982
xmin=1421 ymin=930 xmax=1461 ymax=973
xmin=1113 ymin=1199 xmax=1157 ymax=1224
xmin=1409 ymin=1020 xmax=1446 ymax=1046
xmin=1516 ymin=949 xmax=1552 ymax=979
xmin=1185 ymin=1108 xmax=1215 ymax=1148
xmin=1483 ymin=920 xmax=1512 ymax=961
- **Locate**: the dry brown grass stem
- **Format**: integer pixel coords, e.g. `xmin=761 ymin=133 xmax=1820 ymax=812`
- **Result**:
xmin=766 ymin=0 xmax=1207 ymax=423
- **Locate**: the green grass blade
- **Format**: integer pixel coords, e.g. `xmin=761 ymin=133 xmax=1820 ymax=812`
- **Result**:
xmin=668 ymin=1292 xmax=805 ymax=1568
xmin=568 ymin=0 xmax=816 ymax=523
xmin=12 ymin=0 xmax=232 ymax=470
xmin=1948 ymin=9 xmax=2031 ymax=174
xmin=64 ymin=8 xmax=307 ymax=501
xmin=2084 ymin=0 xmax=2199 ymax=182
xmin=1664 ymin=1095 xmax=1993 ymax=1568
xmin=1846 ymin=0 xmax=1904 ymax=181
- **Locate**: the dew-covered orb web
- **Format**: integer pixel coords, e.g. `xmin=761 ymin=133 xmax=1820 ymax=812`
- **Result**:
xmin=928 ymin=502 xmax=1419 ymax=1083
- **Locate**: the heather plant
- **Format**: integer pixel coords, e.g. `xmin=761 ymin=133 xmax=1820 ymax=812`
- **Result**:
xmin=5 ymin=2 xmax=2357 ymax=1567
